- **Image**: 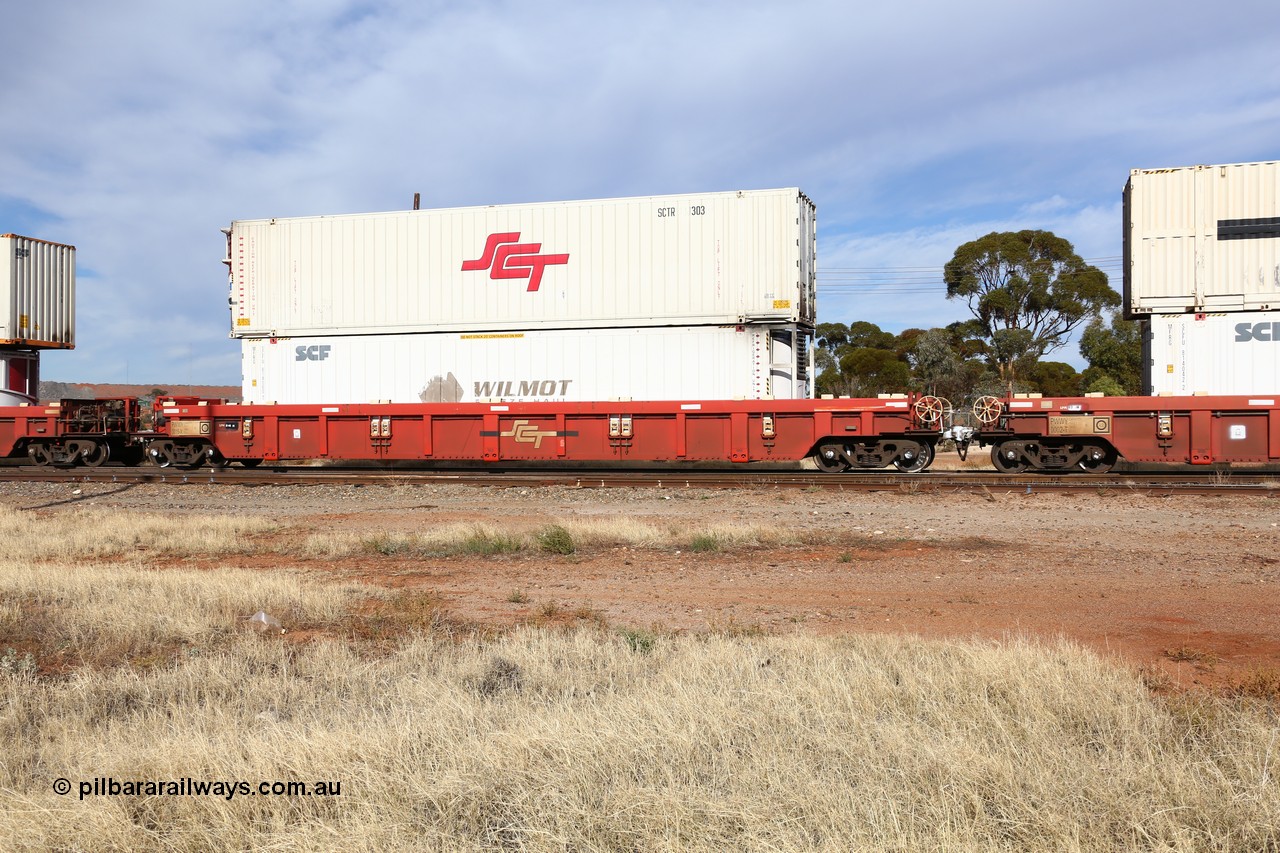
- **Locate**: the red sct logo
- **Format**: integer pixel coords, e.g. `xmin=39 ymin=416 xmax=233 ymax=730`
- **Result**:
xmin=461 ymin=232 xmax=569 ymax=292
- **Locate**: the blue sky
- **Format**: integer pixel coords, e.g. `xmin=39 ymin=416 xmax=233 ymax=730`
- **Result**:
xmin=2 ymin=0 xmax=1277 ymax=385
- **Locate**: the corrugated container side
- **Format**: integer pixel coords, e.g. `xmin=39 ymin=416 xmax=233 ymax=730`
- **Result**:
xmin=1144 ymin=311 xmax=1280 ymax=395
xmin=228 ymin=189 xmax=815 ymax=337
xmin=0 ymin=235 xmax=75 ymax=348
xmin=242 ymin=324 xmax=813 ymax=405
xmin=1125 ymin=162 xmax=1280 ymax=317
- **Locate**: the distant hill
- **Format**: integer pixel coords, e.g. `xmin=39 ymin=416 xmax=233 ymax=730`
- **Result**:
xmin=37 ymin=382 xmax=242 ymax=403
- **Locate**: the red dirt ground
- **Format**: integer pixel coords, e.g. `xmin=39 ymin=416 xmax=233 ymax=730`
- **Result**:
xmin=6 ymin=480 xmax=1279 ymax=691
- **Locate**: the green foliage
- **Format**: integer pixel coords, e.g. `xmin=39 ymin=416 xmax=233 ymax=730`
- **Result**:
xmin=815 ymin=322 xmax=850 ymax=354
xmin=619 ymin=628 xmax=658 ymax=654
xmin=845 ymin=321 xmax=896 ymax=350
xmin=944 ymin=230 xmax=1118 ymax=394
xmin=837 ymin=347 xmax=911 ymax=396
xmin=0 ymin=647 xmax=37 ymax=677
xmin=1079 ymin=313 xmax=1143 ymax=395
xmin=462 ymin=530 xmax=522 ymax=556
xmin=814 ymin=321 xmax=918 ymax=397
xmin=536 ymin=525 xmax=576 ymax=555
xmin=688 ymin=533 xmax=721 ymax=553
xmin=1026 ymin=361 xmax=1081 ymax=397
xmin=1082 ymin=373 xmax=1126 ymax=397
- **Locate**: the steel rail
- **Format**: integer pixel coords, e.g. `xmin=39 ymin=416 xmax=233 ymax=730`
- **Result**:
xmin=1 ymin=463 xmax=1278 ymax=494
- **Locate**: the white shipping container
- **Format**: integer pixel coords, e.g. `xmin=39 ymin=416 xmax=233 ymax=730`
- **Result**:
xmin=1124 ymin=161 xmax=1280 ymax=317
xmin=227 ymin=188 xmax=816 ymax=337
xmin=1143 ymin=311 xmax=1280 ymax=395
xmin=0 ymin=350 xmax=39 ymax=405
xmin=1 ymin=234 xmax=75 ymax=348
xmin=241 ymin=325 xmax=813 ymax=405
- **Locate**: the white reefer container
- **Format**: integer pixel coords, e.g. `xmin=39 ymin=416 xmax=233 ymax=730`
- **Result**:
xmin=1124 ymin=161 xmax=1280 ymax=317
xmin=1 ymin=234 xmax=75 ymax=348
xmin=241 ymin=324 xmax=813 ymax=404
xmin=226 ymin=188 xmax=816 ymax=337
xmin=0 ymin=350 xmax=39 ymax=405
xmin=1143 ymin=311 xmax=1280 ymax=395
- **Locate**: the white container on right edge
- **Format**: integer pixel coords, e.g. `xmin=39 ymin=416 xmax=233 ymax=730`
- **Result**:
xmin=1144 ymin=311 xmax=1280 ymax=395
xmin=1124 ymin=161 xmax=1280 ymax=318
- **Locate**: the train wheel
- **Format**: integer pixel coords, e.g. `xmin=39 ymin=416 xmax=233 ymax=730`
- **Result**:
xmin=81 ymin=442 xmax=110 ymax=468
xmin=147 ymin=440 xmax=176 ymax=468
xmin=1077 ymin=444 xmax=1117 ymax=474
xmin=812 ymin=444 xmax=849 ymax=473
xmin=27 ymin=444 xmax=53 ymax=467
xmin=893 ymin=442 xmax=935 ymax=473
xmin=990 ymin=443 xmax=1028 ymax=473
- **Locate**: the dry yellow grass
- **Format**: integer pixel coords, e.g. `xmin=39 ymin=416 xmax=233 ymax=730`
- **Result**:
xmin=0 ymin=504 xmax=275 ymax=560
xmin=0 ymin=559 xmax=372 ymax=669
xmin=296 ymin=517 xmax=847 ymax=559
xmin=0 ymin=511 xmax=1277 ymax=851
xmin=3 ymin=622 xmax=1278 ymax=851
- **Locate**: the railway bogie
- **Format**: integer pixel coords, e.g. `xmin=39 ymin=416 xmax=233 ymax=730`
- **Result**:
xmin=2 ymin=398 xmax=149 ymax=468
xmin=972 ymin=394 xmax=1280 ymax=473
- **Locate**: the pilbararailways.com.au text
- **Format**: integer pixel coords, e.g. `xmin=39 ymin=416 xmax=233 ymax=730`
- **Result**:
xmin=54 ymin=777 xmax=342 ymax=801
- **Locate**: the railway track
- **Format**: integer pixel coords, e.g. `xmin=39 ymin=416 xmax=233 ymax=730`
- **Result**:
xmin=1 ymin=463 xmax=1278 ymax=494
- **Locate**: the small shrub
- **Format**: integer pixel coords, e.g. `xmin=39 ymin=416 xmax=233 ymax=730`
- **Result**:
xmin=1231 ymin=667 xmax=1280 ymax=703
xmin=572 ymin=605 xmax=607 ymax=626
xmin=474 ymin=656 xmax=523 ymax=697
xmin=537 ymin=525 xmax=576 ymax=555
xmin=707 ymin=616 xmax=766 ymax=638
xmin=362 ymin=532 xmax=406 ymax=556
xmin=620 ymin=628 xmax=657 ymax=654
xmin=1165 ymin=645 xmax=1219 ymax=669
xmin=461 ymin=530 xmax=522 ymax=556
xmin=688 ymin=533 xmax=721 ymax=553
xmin=0 ymin=647 xmax=36 ymax=677
xmin=507 ymin=590 xmax=530 ymax=604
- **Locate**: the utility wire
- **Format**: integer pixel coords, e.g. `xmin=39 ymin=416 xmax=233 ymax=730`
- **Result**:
xmin=816 ymin=257 xmax=1123 ymax=292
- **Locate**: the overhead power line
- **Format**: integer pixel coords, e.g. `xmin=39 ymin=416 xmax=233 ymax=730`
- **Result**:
xmin=816 ymin=256 xmax=1123 ymax=292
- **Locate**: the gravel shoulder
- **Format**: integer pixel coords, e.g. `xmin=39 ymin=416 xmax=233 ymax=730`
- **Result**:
xmin=5 ymin=479 xmax=1278 ymax=690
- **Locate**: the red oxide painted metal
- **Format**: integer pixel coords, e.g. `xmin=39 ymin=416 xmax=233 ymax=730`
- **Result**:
xmin=988 ymin=394 xmax=1280 ymax=465
xmin=154 ymin=397 xmax=929 ymax=465
xmin=0 ymin=405 xmax=60 ymax=455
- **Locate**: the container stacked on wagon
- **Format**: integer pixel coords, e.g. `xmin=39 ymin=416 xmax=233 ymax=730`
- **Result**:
xmin=225 ymin=189 xmax=819 ymax=405
xmin=1125 ymin=161 xmax=1280 ymax=396
xmin=964 ymin=160 xmax=1280 ymax=473
xmin=189 ymin=188 xmax=945 ymax=472
xmin=0 ymin=234 xmax=75 ymax=406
